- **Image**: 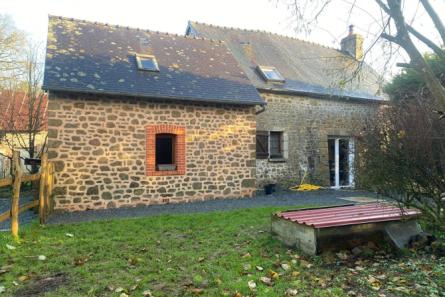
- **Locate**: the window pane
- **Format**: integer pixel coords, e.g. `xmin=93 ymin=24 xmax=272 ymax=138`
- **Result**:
xmin=136 ymin=55 xmax=159 ymax=71
xmin=257 ymin=66 xmax=284 ymax=82
xmin=270 ymin=132 xmax=282 ymax=158
xmin=156 ymin=134 xmax=175 ymax=165
xmin=140 ymin=58 xmax=157 ymax=70
xmin=264 ymin=69 xmax=281 ymax=81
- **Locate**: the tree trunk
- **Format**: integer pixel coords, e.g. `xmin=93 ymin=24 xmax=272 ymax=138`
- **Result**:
xmin=385 ymin=0 xmax=445 ymax=112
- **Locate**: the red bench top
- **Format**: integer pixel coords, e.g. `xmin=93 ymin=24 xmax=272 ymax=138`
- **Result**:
xmin=277 ymin=203 xmax=421 ymax=228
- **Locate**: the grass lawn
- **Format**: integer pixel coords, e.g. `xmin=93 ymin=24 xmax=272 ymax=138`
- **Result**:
xmin=0 ymin=206 xmax=444 ymax=297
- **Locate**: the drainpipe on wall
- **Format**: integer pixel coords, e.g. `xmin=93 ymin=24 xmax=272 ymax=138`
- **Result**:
xmin=255 ymin=105 xmax=266 ymax=115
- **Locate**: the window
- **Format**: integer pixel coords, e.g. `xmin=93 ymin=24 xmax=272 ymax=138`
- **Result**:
xmin=256 ymin=131 xmax=286 ymax=160
xmin=269 ymin=131 xmax=283 ymax=159
xmin=257 ymin=65 xmax=285 ymax=82
xmin=136 ymin=54 xmax=159 ymax=72
xmin=146 ymin=125 xmax=186 ymax=176
xmin=156 ymin=134 xmax=176 ymax=171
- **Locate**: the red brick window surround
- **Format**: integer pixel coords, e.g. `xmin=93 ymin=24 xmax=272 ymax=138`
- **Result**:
xmin=146 ymin=125 xmax=186 ymax=176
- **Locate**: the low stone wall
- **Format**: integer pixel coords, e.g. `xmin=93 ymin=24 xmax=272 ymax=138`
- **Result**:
xmin=47 ymin=93 xmax=257 ymax=211
xmin=256 ymin=92 xmax=382 ymax=187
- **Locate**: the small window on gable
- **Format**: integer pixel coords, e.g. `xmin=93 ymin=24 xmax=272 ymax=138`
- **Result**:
xmin=136 ymin=54 xmax=159 ymax=72
xmin=257 ymin=65 xmax=285 ymax=82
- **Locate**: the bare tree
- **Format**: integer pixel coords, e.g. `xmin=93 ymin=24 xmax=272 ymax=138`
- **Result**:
xmin=282 ymin=0 xmax=445 ymax=113
xmin=1 ymin=41 xmax=47 ymax=174
xmin=0 ymin=14 xmax=26 ymax=84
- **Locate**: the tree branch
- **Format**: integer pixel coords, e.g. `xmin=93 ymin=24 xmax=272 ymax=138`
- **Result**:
xmin=420 ymin=0 xmax=445 ymax=45
xmin=407 ymin=25 xmax=445 ymax=60
xmin=396 ymin=62 xmax=413 ymax=68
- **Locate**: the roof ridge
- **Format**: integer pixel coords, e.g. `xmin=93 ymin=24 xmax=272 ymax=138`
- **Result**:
xmin=48 ymin=15 xmax=225 ymax=44
xmin=189 ymin=20 xmax=339 ymax=51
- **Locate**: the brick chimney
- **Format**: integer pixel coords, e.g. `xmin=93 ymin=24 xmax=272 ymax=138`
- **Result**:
xmin=340 ymin=25 xmax=364 ymax=60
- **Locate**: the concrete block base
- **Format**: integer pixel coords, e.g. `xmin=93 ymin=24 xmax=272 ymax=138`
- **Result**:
xmin=271 ymin=213 xmax=422 ymax=255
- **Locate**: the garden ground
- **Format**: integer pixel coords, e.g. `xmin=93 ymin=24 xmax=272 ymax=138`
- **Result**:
xmin=0 ymin=205 xmax=444 ymax=297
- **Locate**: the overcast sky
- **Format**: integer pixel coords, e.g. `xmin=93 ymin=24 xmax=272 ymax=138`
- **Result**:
xmin=1 ymin=0 xmax=444 ymax=78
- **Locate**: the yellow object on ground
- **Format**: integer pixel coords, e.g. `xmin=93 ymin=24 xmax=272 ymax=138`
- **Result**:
xmin=289 ymin=183 xmax=321 ymax=191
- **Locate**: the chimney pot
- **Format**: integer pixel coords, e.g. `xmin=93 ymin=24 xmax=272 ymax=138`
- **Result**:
xmin=349 ymin=24 xmax=354 ymax=35
xmin=341 ymin=25 xmax=364 ymax=60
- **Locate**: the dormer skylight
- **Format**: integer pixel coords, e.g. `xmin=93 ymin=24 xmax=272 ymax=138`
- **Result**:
xmin=257 ymin=65 xmax=285 ymax=82
xmin=136 ymin=54 xmax=159 ymax=72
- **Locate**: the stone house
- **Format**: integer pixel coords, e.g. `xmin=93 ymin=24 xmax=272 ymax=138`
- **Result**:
xmin=43 ymin=16 xmax=264 ymax=211
xmin=186 ymin=23 xmax=384 ymax=188
xmin=43 ymin=16 xmax=384 ymax=211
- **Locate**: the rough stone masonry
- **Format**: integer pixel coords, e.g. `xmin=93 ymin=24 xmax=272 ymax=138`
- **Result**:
xmin=47 ymin=93 xmax=257 ymax=211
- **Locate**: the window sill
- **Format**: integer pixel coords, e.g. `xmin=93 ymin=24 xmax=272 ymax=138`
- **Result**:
xmin=268 ymin=158 xmax=286 ymax=163
xmin=157 ymin=164 xmax=177 ymax=171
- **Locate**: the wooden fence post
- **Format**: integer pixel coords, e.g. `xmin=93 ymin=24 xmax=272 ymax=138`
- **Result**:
xmin=10 ymin=150 xmax=22 ymax=240
xmin=48 ymin=162 xmax=54 ymax=213
xmin=39 ymin=153 xmax=48 ymax=224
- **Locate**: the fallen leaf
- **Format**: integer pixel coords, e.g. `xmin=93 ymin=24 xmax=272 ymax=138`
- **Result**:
xmin=260 ymin=276 xmax=273 ymax=286
xmin=242 ymin=253 xmax=251 ymax=258
xmin=38 ymin=255 xmax=46 ymax=261
xmin=18 ymin=275 xmax=29 ymax=282
xmin=391 ymin=287 xmax=410 ymax=294
xmin=281 ymin=263 xmax=290 ymax=271
xmin=115 ymin=287 xmax=125 ymax=293
xmin=65 ymin=233 xmax=74 ymax=238
xmin=256 ymin=266 xmax=263 ymax=271
xmin=120 ymin=293 xmax=129 ymax=297
xmin=285 ymin=288 xmax=298 ymax=296
xmin=142 ymin=289 xmax=153 ymax=296
xmin=247 ymin=280 xmax=256 ymax=290
xmin=243 ymin=264 xmax=251 ymax=271
xmin=291 ymin=271 xmax=300 ymax=277
xmin=198 ymin=257 xmax=205 ymax=262
xmin=233 ymin=291 xmax=243 ymax=297
xmin=367 ymin=276 xmax=381 ymax=291
xmin=299 ymin=260 xmax=312 ymax=268
xmin=336 ymin=251 xmax=349 ymax=260
xmin=190 ymin=288 xmax=204 ymax=295
xmin=0 ymin=286 xmax=4 ymax=293
xmin=269 ymin=270 xmax=279 ymax=280
xmin=5 ymin=244 xmax=16 ymax=250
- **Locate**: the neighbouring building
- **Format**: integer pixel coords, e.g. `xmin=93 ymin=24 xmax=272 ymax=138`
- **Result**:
xmin=0 ymin=90 xmax=48 ymax=177
xmin=186 ymin=22 xmax=385 ymax=188
xmin=43 ymin=16 xmax=264 ymax=211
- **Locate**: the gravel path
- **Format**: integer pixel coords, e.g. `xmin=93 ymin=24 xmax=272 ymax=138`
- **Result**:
xmin=47 ymin=189 xmax=379 ymax=225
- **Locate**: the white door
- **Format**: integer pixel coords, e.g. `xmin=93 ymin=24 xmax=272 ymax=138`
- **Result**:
xmin=328 ymin=137 xmax=355 ymax=189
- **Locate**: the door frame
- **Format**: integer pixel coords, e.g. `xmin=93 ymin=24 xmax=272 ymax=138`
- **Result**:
xmin=329 ymin=137 xmax=355 ymax=189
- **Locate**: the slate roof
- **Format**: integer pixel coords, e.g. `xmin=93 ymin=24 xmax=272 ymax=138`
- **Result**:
xmin=43 ymin=16 xmax=264 ymax=106
xmin=187 ymin=22 xmax=384 ymax=101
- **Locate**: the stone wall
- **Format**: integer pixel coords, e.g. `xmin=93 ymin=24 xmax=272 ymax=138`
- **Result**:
xmin=256 ymin=91 xmax=382 ymax=188
xmin=47 ymin=93 xmax=256 ymax=211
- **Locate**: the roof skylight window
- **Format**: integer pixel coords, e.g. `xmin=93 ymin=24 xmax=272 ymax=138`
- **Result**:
xmin=136 ymin=54 xmax=159 ymax=72
xmin=257 ymin=65 xmax=285 ymax=82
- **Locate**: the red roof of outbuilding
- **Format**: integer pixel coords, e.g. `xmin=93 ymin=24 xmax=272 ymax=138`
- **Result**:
xmin=278 ymin=203 xmax=421 ymax=228
xmin=0 ymin=90 xmax=48 ymax=132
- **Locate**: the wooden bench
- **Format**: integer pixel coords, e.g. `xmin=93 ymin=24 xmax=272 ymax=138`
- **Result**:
xmin=271 ymin=203 xmax=421 ymax=255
